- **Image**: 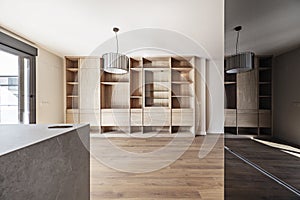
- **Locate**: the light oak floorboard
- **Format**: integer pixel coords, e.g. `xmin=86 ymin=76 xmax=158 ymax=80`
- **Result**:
xmin=91 ymin=136 xmax=224 ymax=199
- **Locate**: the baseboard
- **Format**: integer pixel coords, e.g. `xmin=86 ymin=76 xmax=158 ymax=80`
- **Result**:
xmin=206 ymin=130 xmax=224 ymax=134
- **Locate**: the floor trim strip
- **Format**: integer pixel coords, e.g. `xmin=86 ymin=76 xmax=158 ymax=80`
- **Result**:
xmin=225 ymin=146 xmax=300 ymax=197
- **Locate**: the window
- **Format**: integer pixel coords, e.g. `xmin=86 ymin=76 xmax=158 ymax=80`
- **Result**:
xmin=0 ymin=31 xmax=37 ymax=124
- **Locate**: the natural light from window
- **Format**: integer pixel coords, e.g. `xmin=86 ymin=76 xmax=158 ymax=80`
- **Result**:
xmin=0 ymin=50 xmax=19 ymax=124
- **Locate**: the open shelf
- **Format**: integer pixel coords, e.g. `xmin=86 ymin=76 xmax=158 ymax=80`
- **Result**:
xmin=143 ymin=126 xmax=170 ymax=134
xmin=224 ymin=73 xmax=236 ymax=82
xmin=130 ymin=126 xmax=143 ymax=133
xmin=101 ymin=126 xmax=130 ymax=134
xmin=259 ymin=69 xmax=272 ymax=82
xmin=130 ymin=69 xmax=142 ymax=96
xmin=172 ymin=68 xmax=194 ymax=83
xmin=101 ymin=84 xmax=129 ymax=109
xmin=101 ymin=71 xmax=129 ymax=82
xmin=171 ymin=57 xmax=193 ymax=68
xmin=66 ymin=97 xmax=78 ymax=109
xmin=144 ymin=68 xmax=170 ymax=108
xmin=259 ymin=97 xmax=272 ymax=110
xmin=130 ymin=98 xmax=142 ymax=109
xmin=143 ymin=57 xmax=170 ymax=68
xmin=225 ymin=84 xmax=236 ymax=109
xmin=259 ymin=56 xmax=272 ymax=68
xmin=259 ymin=128 xmax=272 ymax=135
xmin=66 ymin=57 xmax=79 ymax=68
xmin=144 ymin=70 xmax=170 ymax=83
xmin=172 ymin=84 xmax=193 ymax=97
xmin=130 ymin=57 xmax=143 ymax=68
xmin=259 ymin=84 xmax=272 ymax=96
xmin=66 ymin=57 xmax=79 ymax=111
xmin=171 ymin=126 xmax=193 ymax=134
xmin=172 ymin=97 xmax=193 ymax=108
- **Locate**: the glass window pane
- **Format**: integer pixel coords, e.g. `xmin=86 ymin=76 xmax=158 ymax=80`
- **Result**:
xmin=0 ymin=50 xmax=19 ymax=124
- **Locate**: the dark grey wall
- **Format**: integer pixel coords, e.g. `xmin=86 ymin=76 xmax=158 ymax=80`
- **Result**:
xmin=273 ymin=47 xmax=300 ymax=146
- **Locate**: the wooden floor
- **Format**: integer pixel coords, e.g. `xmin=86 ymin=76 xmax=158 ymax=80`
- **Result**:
xmin=90 ymin=135 xmax=224 ymax=200
xmin=225 ymin=137 xmax=300 ymax=200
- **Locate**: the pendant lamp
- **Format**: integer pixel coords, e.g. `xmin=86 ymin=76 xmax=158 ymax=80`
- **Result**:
xmin=225 ymin=26 xmax=254 ymax=74
xmin=103 ymin=27 xmax=129 ymax=74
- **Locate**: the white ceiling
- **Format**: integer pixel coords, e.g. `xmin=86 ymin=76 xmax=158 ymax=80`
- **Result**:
xmin=225 ymin=0 xmax=300 ymax=56
xmin=0 ymin=0 xmax=223 ymax=58
xmin=1 ymin=0 xmax=299 ymax=58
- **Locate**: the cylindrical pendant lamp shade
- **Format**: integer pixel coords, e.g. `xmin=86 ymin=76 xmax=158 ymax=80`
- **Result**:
xmin=103 ymin=53 xmax=129 ymax=74
xmin=225 ymin=52 xmax=254 ymax=73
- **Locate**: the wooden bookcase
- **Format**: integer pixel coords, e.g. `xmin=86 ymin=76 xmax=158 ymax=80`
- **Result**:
xmin=65 ymin=56 xmax=196 ymax=135
xmin=65 ymin=57 xmax=79 ymax=123
xmin=224 ymin=56 xmax=272 ymax=135
xmin=258 ymin=56 xmax=272 ymax=135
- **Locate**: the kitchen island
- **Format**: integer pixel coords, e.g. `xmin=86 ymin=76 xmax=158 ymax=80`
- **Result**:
xmin=0 ymin=124 xmax=90 ymax=200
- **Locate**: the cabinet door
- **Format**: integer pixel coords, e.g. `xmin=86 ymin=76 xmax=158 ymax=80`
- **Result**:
xmin=144 ymin=108 xmax=170 ymax=126
xmin=101 ymin=109 xmax=129 ymax=126
xmin=172 ymin=109 xmax=193 ymax=126
xmin=80 ymin=109 xmax=100 ymax=126
xmin=237 ymin=69 xmax=258 ymax=109
xmin=224 ymin=109 xmax=236 ymax=127
xmin=131 ymin=109 xmax=142 ymax=126
xmin=79 ymin=68 xmax=100 ymax=109
xmin=237 ymin=109 xmax=258 ymax=127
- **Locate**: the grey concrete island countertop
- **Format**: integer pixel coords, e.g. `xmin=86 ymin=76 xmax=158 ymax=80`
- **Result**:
xmin=0 ymin=124 xmax=90 ymax=200
xmin=0 ymin=124 xmax=88 ymax=156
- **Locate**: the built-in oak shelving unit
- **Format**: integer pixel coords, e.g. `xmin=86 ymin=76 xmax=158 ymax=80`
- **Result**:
xmin=65 ymin=56 xmax=196 ymax=135
xmin=224 ymin=56 xmax=272 ymax=135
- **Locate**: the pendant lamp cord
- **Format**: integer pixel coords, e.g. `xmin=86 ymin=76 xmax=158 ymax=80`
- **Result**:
xmin=236 ymin=29 xmax=240 ymax=55
xmin=115 ymin=31 xmax=119 ymax=54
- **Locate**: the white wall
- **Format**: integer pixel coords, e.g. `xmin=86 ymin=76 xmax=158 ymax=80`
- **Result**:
xmin=0 ymin=28 xmax=64 ymax=124
xmin=273 ymin=47 xmax=300 ymax=146
xmin=36 ymin=48 xmax=64 ymax=124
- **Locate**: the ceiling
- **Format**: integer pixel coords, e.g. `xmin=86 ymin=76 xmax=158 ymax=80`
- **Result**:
xmin=225 ymin=0 xmax=300 ymax=56
xmin=0 ymin=0 xmax=223 ymax=58
xmin=1 ymin=0 xmax=298 ymax=58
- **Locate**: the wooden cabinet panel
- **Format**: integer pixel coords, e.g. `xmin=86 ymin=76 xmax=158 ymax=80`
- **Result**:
xmin=259 ymin=110 xmax=271 ymax=128
xmin=225 ymin=109 xmax=236 ymax=127
xmin=101 ymin=109 xmax=129 ymax=126
xmin=131 ymin=109 xmax=142 ymax=126
xmin=237 ymin=69 xmax=258 ymax=109
xmin=172 ymin=109 xmax=193 ymax=126
xmin=66 ymin=110 xmax=79 ymax=124
xmin=80 ymin=58 xmax=100 ymax=68
xmin=66 ymin=114 xmax=79 ymax=124
xmin=80 ymin=110 xmax=100 ymax=126
xmin=79 ymin=68 xmax=100 ymax=110
xmin=237 ymin=109 xmax=258 ymax=127
xmin=144 ymin=108 xmax=170 ymax=126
